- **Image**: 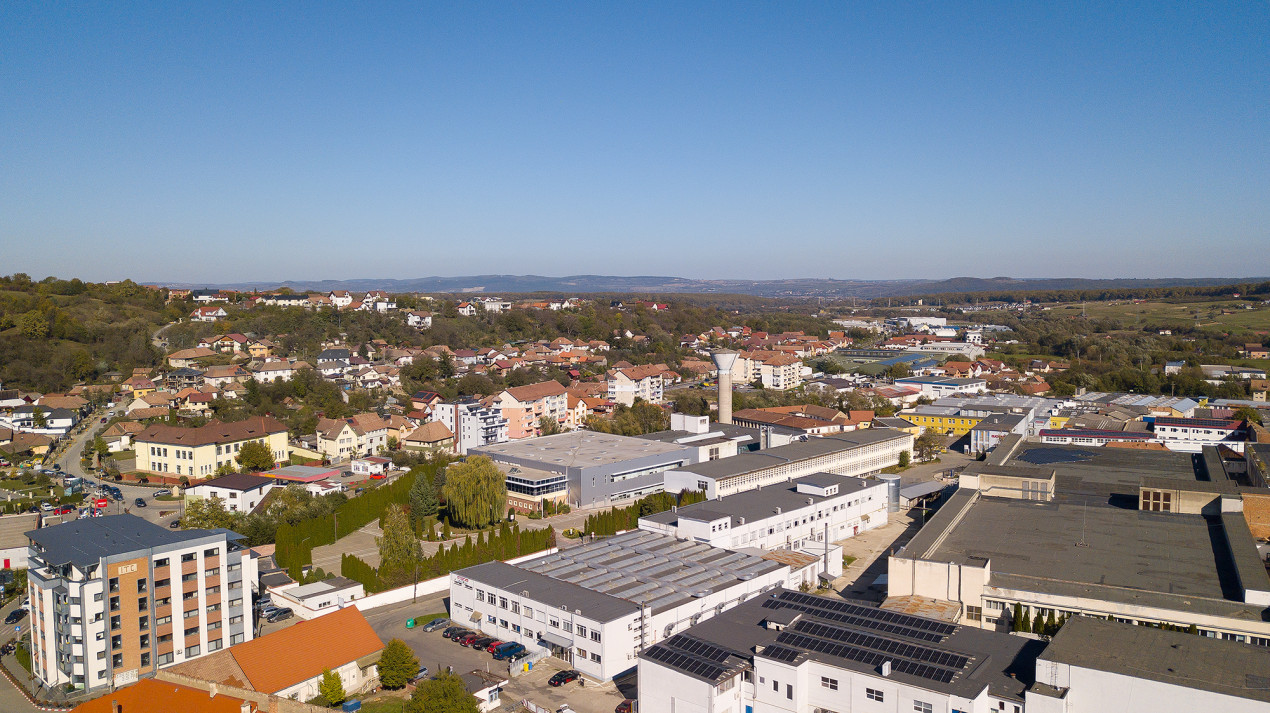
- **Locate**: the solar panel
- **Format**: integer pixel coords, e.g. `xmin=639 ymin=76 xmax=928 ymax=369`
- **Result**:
xmin=789 ymin=620 xmax=970 ymax=669
xmin=643 ymin=645 xmax=728 ymax=681
xmin=775 ymin=632 xmax=962 ymax=684
xmin=760 ymin=645 xmax=802 ymax=663
xmin=664 ymin=635 xmax=732 ymax=663
xmin=766 ymin=592 xmax=954 ymax=642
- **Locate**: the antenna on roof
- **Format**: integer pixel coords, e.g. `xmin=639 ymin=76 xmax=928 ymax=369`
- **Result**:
xmin=1075 ymin=498 xmax=1089 ymax=548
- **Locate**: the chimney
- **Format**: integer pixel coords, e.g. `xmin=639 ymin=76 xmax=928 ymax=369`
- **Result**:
xmin=112 ymin=701 xmax=121 ymax=713
xmin=711 ymin=350 xmax=739 ymax=425
xmin=882 ymin=661 xmax=892 ymax=677
xmin=209 ymin=683 xmax=218 ymax=698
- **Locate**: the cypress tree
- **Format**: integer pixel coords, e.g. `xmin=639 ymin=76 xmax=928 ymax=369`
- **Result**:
xmin=1012 ymin=603 xmax=1024 ymax=632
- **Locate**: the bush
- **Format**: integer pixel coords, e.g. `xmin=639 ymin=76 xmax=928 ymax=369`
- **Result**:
xmin=378 ymin=639 xmax=419 ymax=689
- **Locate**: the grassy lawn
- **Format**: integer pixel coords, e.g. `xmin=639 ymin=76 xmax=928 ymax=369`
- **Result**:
xmin=111 ymin=449 xmax=136 ymax=460
xmin=353 ymin=697 xmax=406 ymax=713
xmin=155 ymin=495 xmax=180 ymax=502
xmin=843 ymin=555 xmax=858 ymax=568
xmin=1047 ymin=299 xmax=1270 ymax=335
xmin=14 ymin=642 xmax=32 ymax=674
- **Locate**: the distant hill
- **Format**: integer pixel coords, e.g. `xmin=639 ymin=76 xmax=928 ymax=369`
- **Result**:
xmin=157 ymin=274 xmax=1267 ymax=300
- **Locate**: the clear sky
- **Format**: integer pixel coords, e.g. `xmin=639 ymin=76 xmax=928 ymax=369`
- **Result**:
xmin=3 ymin=2 xmax=1267 ymax=283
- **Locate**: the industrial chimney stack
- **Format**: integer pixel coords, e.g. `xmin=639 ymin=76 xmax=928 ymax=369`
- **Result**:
xmin=711 ymin=349 xmax=739 ymax=425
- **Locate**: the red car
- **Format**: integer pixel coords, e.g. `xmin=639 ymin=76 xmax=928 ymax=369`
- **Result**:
xmin=485 ymin=640 xmax=505 ymax=653
xmin=369 ymin=473 xmax=386 ymax=480
xmin=458 ymin=632 xmax=481 ymax=646
xmin=53 ymin=505 xmax=74 ymax=515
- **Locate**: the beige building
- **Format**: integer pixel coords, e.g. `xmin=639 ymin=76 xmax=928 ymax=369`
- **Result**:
xmin=606 ymin=364 xmax=668 ymax=406
xmin=135 ymin=417 xmax=289 ymax=479
xmin=888 ymin=436 xmax=1270 ymax=646
xmin=726 ymin=351 xmax=804 ymax=390
xmin=315 ymin=413 xmax=390 ymax=459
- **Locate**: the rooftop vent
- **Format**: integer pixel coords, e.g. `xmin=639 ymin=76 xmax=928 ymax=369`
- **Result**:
xmin=881 ymin=661 xmax=892 ymax=677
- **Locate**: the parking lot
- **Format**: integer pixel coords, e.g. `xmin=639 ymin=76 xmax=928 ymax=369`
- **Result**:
xmin=361 ymin=597 xmax=632 ymax=713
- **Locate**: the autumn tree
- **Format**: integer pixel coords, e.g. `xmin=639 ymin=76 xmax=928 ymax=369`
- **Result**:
xmin=318 ymin=668 xmax=345 ymax=706
xmin=440 ymin=456 xmax=507 ymax=529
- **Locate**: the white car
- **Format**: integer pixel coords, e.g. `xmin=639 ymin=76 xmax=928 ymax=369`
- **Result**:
xmin=19 ymin=599 xmax=29 ymax=611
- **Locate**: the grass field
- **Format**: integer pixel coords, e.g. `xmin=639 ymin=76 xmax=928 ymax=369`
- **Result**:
xmin=1046 ymin=299 xmax=1270 ymax=335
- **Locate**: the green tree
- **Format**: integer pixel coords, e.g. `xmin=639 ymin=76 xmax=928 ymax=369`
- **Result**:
xmin=897 ymin=450 xmax=911 ymax=468
xmin=405 ymin=672 xmax=479 ymax=713
xmin=440 ymin=456 xmax=507 ymax=529
xmin=1044 ymin=609 xmax=1057 ymax=636
xmin=377 ymin=638 xmax=419 ymax=690
xmin=183 ymin=496 xmax=240 ymax=530
xmin=538 ymin=415 xmax=562 ymax=436
xmin=377 ymin=505 xmax=422 ymax=588
xmin=32 ymin=407 xmax=47 ymax=430
xmin=93 ymin=437 xmax=110 ymax=458
xmin=409 ymin=470 xmax=439 ymax=525
xmin=17 ymin=311 xmax=50 ymax=340
xmin=235 ymin=440 xmax=275 ymax=471
xmin=1012 ymin=603 xmax=1024 ymax=632
xmin=1234 ymin=405 xmax=1263 ymax=426
xmin=318 ymin=667 xmax=345 ymax=706
xmin=1031 ymin=611 xmax=1044 ymax=635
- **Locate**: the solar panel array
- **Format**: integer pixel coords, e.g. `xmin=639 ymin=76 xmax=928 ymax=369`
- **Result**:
xmin=790 ymin=620 xmax=969 ymax=669
xmin=664 ymin=635 xmax=732 ymax=663
xmin=644 ymin=644 xmax=728 ymax=682
xmin=774 ymin=632 xmax=960 ymax=684
xmin=760 ymin=644 xmax=803 ymax=663
xmin=763 ymin=591 xmax=956 ymax=642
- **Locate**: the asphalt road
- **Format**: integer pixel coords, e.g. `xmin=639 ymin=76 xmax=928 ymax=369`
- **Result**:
xmin=51 ymin=407 xmax=179 ymax=527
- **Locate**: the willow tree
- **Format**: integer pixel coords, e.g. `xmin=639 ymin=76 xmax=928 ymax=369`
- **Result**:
xmin=440 ymin=456 xmax=507 ymax=529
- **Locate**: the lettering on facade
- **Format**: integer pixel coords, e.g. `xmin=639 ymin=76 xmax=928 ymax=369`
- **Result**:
xmin=115 ymin=563 xmax=138 ymax=575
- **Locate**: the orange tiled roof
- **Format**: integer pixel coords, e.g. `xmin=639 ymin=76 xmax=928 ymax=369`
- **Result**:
xmin=71 ymin=678 xmax=256 ymax=713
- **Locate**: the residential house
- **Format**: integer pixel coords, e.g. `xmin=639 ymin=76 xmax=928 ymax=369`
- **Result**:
xmin=402 ymin=421 xmax=455 ymax=453
xmin=250 ymin=359 xmax=311 ymax=383
xmin=185 ymin=472 xmax=275 ymax=513
xmin=189 ymin=306 xmax=228 ymax=322
xmin=432 ymin=399 xmax=509 ymax=454
xmin=494 ymin=381 xmax=570 ymax=439
xmin=134 ymin=416 xmax=289 ymax=479
xmin=350 ymin=456 xmax=391 ymax=476
xmin=4 ymin=405 xmax=77 ymax=436
xmin=166 ymin=606 xmax=383 ymax=703
xmin=456 ymin=301 xmax=478 ymax=316
xmin=328 ymin=291 xmax=354 ymax=309
xmin=167 ymin=347 xmax=217 ymax=368
xmin=101 ymin=421 xmax=145 ymax=452
xmin=1243 ymin=343 xmax=1270 ymax=359
xmin=246 ymin=338 xmax=276 ymax=359
xmin=198 ymin=334 xmax=250 ymax=353
xmin=316 ymin=413 xmax=391 ymax=459
xmin=201 ymin=364 xmax=250 ymax=388
xmin=406 ymin=310 xmax=433 ymax=328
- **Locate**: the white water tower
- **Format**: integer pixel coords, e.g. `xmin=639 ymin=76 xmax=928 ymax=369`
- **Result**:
xmin=711 ymin=349 xmax=739 ymax=425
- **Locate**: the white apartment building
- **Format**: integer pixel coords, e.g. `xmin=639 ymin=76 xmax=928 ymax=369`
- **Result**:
xmin=432 ymin=399 xmax=509 ymax=455
xmin=450 ymin=531 xmax=791 ymax=682
xmin=663 ymin=429 xmax=913 ymax=499
xmin=26 ymin=515 xmax=257 ymax=693
xmin=606 ymin=365 xmax=666 ymax=406
xmin=315 ymin=413 xmax=390 ymax=459
xmin=1152 ymin=416 xmax=1245 ymax=451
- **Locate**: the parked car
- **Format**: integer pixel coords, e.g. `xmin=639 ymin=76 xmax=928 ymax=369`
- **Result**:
xmin=408 ymin=666 xmax=430 ymax=684
xmin=615 ymin=701 xmax=634 ymax=713
xmin=18 ymin=599 xmax=30 ymax=611
xmin=133 ymin=498 xmax=147 ymax=508
xmin=485 ymin=639 xmax=507 ymax=653
xmin=448 ymin=629 xmax=475 ymax=642
xmin=53 ymin=505 xmax=74 ymax=515
xmin=38 ymin=502 xmax=53 ymax=512
xmin=266 ymin=608 xmax=293 ymax=623
xmin=421 ymin=618 xmax=449 ymax=632
xmin=153 ymin=489 xmax=171 ymax=497
xmin=441 ymin=625 xmax=465 ymax=638
xmin=470 ymin=636 xmax=497 ymax=650
xmin=493 ymin=642 xmax=526 ymax=660
xmin=506 ymin=649 xmax=532 ymax=663
xmin=5 ymin=609 xmax=28 ymax=625
xmin=548 ymin=670 xmax=581 ymax=687
xmin=556 ymin=706 xmax=573 ymax=713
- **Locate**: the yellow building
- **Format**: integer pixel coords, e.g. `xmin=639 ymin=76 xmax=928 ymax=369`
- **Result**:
xmin=898 ymin=409 xmax=985 ymax=436
xmin=134 ymin=416 xmax=289 ymax=479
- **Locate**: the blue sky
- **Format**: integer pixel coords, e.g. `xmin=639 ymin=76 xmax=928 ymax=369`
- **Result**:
xmin=3 ymin=2 xmax=1267 ymax=283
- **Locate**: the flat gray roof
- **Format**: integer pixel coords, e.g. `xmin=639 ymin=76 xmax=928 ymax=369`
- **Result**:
xmin=970 ymin=413 xmax=1026 ymax=431
xmin=672 ymin=429 xmax=909 ymax=482
xmin=27 ymin=514 xmax=239 ymax=569
xmin=642 ymin=473 xmax=879 ymax=529
xmin=638 ymin=423 xmax=761 ymax=446
xmin=466 ymin=530 xmax=785 ymax=618
xmin=472 ymin=430 xmax=690 ymax=468
xmin=1041 ymin=616 xmax=1270 ymax=703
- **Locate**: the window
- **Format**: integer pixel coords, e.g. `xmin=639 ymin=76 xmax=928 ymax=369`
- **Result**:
xmin=499 ymin=596 xmax=509 ymax=609
xmin=773 ymin=680 xmax=779 ymax=692
xmin=204 ymin=548 xmax=219 ymax=558
xmin=821 ymin=676 xmax=838 ymax=690
xmin=156 ymin=615 xmax=172 ymax=626
xmin=111 ymin=635 xmax=122 ymax=651
xmin=231 ymin=633 xmax=244 ymax=645
xmin=110 ymin=615 xmax=121 ymax=631
xmin=113 ymin=653 xmax=123 ymax=667
xmin=181 ymin=573 xmax=198 ymax=583
xmin=590 ymin=652 xmax=601 ymax=663
xmin=184 ymin=609 xmax=199 ymax=619
xmin=139 ymin=634 xmax=149 ymax=649
xmin=181 ymin=553 xmax=195 ymax=563
xmin=110 ymin=596 xmax=120 ymax=612
xmin=562 ymin=622 xmax=572 ymax=633
xmin=476 ymin=590 xmax=485 ymax=602
xmin=511 ymin=602 xmax=520 ymax=614
xmin=786 ymin=684 xmax=792 ymax=699
xmin=139 ymin=616 xmax=149 ymax=630
xmin=230 ymin=615 xmax=243 ymax=625
xmin=137 ymin=580 xmax=148 ymax=593
xmin=576 ymin=625 xmax=587 ymax=638
xmin=1142 ymin=490 xmax=1172 ymax=512
xmin=866 ymin=688 xmax=884 ymax=702
xmin=549 ymin=618 xmax=560 ymax=629
xmin=499 ymin=619 xmax=508 ymax=628
xmin=576 ymin=647 xmax=587 ymax=659
xmin=158 ymin=633 xmax=173 ymax=644
xmin=590 ymin=630 xmax=601 ymax=642
xmin=155 ymin=578 xmax=170 ymax=589
xmin=155 ymin=558 xmax=169 ymax=568
xmin=140 ymin=652 xmax=151 ymax=667
xmin=208 ymin=638 xmax=223 ymax=651
xmin=965 ymin=605 xmax=982 ymax=622
xmin=186 ymin=645 xmax=200 ymax=657
xmin=914 ymin=702 xmax=933 ymax=713
xmin=525 ymin=606 xmax=534 ymax=618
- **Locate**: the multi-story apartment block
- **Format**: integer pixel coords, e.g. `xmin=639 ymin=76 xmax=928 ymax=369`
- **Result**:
xmin=26 ymin=515 xmax=258 ymax=693
xmin=431 ymin=399 xmax=509 ymax=455
xmin=606 ymin=364 xmax=667 ymax=406
xmin=725 ymin=351 xmax=804 ymax=391
xmin=134 ymin=417 xmax=288 ymax=480
xmin=493 ymin=381 xmax=569 ymax=439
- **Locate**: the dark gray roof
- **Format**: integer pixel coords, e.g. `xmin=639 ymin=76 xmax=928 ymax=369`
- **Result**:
xmin=1040 ymin=616 xmax=1270 ymax=703
xmin=27 ymin=514 xmax=238 ymax=569
xmin=641 ymin=588 xmax=1042 ymax=700
xmin=969 ymin=413 xmax=1026 ymax=432
xmin=638 ymin=423 xmax=761 ymax=446
xmin=191 ymin=472 xmax=275 ymax=492
xmin=642 ymin=473 xmax=879 ymax=529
